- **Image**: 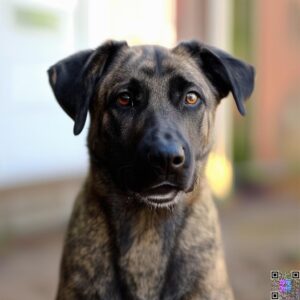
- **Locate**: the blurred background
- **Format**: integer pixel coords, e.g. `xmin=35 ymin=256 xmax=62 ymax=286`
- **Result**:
xmin=0 ymin=0 xmax=299 ymax=299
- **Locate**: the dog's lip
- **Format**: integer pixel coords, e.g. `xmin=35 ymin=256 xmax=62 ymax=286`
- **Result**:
xmin=137 ymin=182 xmax=181 ymax=207
xmin=143 ymin=190 xmax=182 ymax=208
xmin=130 ymin=182 xmax=183 ymax=207
xmin=141 ymin=182 xmax=179 ymax=196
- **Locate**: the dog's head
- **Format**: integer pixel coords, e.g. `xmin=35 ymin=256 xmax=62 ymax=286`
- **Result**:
xmin=48 ymin=40 xmax=254 ymax=207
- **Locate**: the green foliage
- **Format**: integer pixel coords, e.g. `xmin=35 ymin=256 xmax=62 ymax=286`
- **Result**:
xmin=15 ymin=7 xmax=59 ymax=30
xmin=232 ymin=0 xmax=255 ymax=163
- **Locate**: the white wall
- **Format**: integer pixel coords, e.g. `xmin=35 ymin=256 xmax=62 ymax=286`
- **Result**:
xmin=0 ymin=0 xmax=88 ymax=188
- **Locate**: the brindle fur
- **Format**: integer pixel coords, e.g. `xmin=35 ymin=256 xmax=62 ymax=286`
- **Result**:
xmin=48 ymin=40 xmax=255 ymax=300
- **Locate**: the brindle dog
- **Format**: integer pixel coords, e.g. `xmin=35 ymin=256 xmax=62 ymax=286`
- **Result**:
xmin=48 ymin=40 xmax=254 ymax=300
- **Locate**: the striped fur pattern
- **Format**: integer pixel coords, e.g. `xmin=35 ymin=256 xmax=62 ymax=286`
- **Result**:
xmin=47 ymin=40 xmax=255 ymax=299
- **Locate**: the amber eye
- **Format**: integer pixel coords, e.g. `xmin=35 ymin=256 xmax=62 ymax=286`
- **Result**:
xmin=117 ymin=93 xmax=132 ymax=107
xmin=184 ymin=92 xmax=200 ymax=105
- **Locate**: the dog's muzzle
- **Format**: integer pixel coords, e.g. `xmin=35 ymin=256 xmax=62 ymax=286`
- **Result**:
xmin=124 ymin=126 xmax=194 ymax=207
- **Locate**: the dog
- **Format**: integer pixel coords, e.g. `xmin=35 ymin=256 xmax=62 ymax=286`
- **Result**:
xmin=48 ymin=40 xmax=254 ymax=300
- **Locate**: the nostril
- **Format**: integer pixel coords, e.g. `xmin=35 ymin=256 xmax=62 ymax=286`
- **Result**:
xmin=172 ymin=146 xmax=185 ymax=167
xmin=173 ymin=155 xmax=184 ymax=166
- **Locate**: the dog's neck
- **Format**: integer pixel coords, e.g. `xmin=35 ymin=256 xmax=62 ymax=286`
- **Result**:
xmin=86 ymin=163 xmax=206 ymax=237
xmin=83 ymin=167 xmax=212 ymax=297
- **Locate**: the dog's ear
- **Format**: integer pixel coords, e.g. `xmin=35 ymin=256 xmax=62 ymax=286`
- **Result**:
xmin=174 ymin=41 xmax=255 ymax=115
xmin=47 ymin=40 xmax=128 ymax=135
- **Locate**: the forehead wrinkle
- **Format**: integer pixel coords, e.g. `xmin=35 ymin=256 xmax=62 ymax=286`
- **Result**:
xmin=154 ymin=47 xmax=165 ymax=75
xmin=133 ymin=46 xmax=175 ymax=77
xmin=136 ymin=47 xmax=159 ymax=74
xmin=115 ymin=46 xmax=151 ymax=76
xmin=141 ymin=64 xmax=175 ymax=78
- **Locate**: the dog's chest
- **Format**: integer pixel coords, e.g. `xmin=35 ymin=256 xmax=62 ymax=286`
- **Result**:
xmin=113 ymin=209 xmax=184 ymax=299
xmin=119 ymin=228 xmax=168 ymax=299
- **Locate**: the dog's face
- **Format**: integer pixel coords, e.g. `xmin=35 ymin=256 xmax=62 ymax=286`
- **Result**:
xmin=48 ymin=40 xmax=254 ymax=207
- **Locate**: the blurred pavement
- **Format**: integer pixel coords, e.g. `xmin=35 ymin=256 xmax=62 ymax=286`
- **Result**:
xmin=0 ymin=192 xmax=299 ymax=300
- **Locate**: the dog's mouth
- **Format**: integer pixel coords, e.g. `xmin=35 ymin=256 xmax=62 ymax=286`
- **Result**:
xmin=136 ymin=182 xmax=182 ymax=208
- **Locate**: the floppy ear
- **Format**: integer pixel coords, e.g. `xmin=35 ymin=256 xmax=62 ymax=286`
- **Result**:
xmin=175 ymin=41 xmax=255 ymax=115
xmin=47 ymin=40 xmax=128 ymax=135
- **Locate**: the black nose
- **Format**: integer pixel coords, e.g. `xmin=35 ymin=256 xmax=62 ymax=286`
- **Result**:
xmin=147 ymin=143 xmax=185 ymax=172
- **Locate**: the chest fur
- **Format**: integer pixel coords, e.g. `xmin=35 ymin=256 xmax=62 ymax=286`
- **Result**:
xmin=118 ymin=228 xmax=169 ymax=299
xmin=110 ymin=207 xmax=184 ymax=299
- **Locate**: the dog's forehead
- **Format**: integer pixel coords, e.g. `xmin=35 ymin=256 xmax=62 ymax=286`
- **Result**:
xmin=127 ymin=45 xmax=175 ymax=75
xmin=98 ymin=44 xmax=214 ymax=102
xmin=121 ymin=45 xmax=196 ymax=76
xmin=105 ymin=44 xmax=212 ymax=94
